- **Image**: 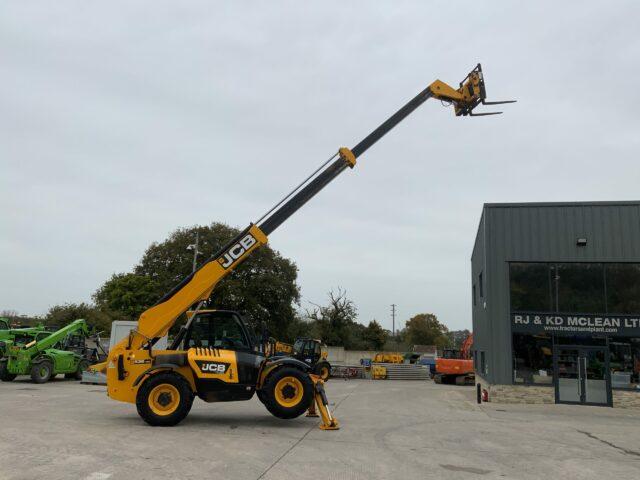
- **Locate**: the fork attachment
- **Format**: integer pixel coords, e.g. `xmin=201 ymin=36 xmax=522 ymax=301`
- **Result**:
xmin=454 ymin=64 xmax=516 ymax=116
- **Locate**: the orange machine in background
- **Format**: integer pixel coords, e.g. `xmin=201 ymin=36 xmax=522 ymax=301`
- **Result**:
xmin=434 ymin=334 xmax=474 ymax=385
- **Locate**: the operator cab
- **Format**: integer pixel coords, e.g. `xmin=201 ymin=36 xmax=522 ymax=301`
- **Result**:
xmin=441 ymin=349 xmax=461 ymax=360
xmin=293 ymin=338 xmax=322 ymax=365
xmin=173 ymin=309 xmax=260 ymax=354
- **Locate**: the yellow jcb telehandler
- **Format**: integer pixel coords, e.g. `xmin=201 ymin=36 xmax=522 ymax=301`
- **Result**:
xmin=99 ymin=64 xmax=513 ymax=428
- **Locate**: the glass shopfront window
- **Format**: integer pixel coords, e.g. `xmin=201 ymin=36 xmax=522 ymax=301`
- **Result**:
xmin=606 ymin=264 xmax=640 ymax=314
xmin=510 ymin=262 xmax=640 ymax=315
xmin=512 ymin=333 xmax=554 ymax=385
xmin=510 ymin=263 xmax=552 ymax=312
xmin=609 ymin=337 xmax=640 ymax=390
xmin=555 ymin=263 xmax=606 ymax=313
xmin=509 ymin=262 xmax=640 ymax=391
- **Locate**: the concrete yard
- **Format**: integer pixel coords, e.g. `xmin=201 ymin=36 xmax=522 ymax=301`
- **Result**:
xmin=0 ymin=378 xmax=639 ymax=480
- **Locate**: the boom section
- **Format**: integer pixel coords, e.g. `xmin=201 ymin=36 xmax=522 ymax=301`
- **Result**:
xmin=257 ymin=64 xmax=514 ymax=235
xmin=25 ymin=319 xmax=88 ymax=352
xmin=113 ymin=224 xmax=267 ymax=353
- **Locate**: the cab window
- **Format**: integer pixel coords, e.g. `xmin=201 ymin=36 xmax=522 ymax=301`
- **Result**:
xmin=187 ymin=313 xmax=250 ymax=350
xmin=302 ymin=341 xmax=315 ymax=357
xmin=293 ymin=339 xmax=305 ymax=354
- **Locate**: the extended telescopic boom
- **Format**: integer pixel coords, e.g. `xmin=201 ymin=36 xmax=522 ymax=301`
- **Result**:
xmin=106 ymin=63 xmax=513 ymax=357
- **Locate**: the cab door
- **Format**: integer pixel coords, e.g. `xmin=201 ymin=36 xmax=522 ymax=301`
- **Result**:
xmin=184 ymin=311 xmax=262 ymax=386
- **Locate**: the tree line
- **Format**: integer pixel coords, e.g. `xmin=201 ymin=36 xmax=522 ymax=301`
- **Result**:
xmin=3 ymin=223 xmax=468 ymax=350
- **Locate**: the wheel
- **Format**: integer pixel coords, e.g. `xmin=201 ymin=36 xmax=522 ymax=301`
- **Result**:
xmin=0 ymin=362 xmax=16 ymax=382
xmin=314 ymin=362 xmax=331 ymax=382
xmin=73 ymin=359 xmax=90 ymax=380
xmin=256 ymin=389 xmax=267 ymax=405
xmin=31 ymin=360 xmax=53 ymax=383
xmin=136 ymin=372 xmax=194 ymax=426
xmin=262 ymin=367 xmax=314 ymax=419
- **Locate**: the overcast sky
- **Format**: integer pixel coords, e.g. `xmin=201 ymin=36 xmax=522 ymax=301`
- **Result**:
xmin=1 ymin=2 xmax=639 ymax=332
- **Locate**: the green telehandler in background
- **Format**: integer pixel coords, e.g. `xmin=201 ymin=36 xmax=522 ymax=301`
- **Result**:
xmin=0 ymin=319 xmax=91 ymax=383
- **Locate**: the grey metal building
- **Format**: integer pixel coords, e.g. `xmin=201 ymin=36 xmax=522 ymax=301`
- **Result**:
xmin=471 ymin=201 xmax=640 ymax=407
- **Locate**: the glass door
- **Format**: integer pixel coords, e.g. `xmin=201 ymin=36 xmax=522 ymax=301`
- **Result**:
xmin=583 ymin=348 xmax=609 ymax=405
xmin=556 ymin=347 xmax=581 ymax=403
xmin=554 ymin=345 xmax=611 ymax=406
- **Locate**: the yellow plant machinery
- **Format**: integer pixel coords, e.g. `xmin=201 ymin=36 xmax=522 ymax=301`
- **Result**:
xmin=101 ymin=64 xmax=513 ymax=428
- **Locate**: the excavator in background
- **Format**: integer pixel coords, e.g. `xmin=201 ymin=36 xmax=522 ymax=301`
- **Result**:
xmin=100 ymin=64 xmax=513 ymax=428
xmin=434 ymin=333 xmax=474 ymax=385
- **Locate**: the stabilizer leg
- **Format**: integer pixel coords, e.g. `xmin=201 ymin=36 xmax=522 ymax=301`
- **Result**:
xmin=308 ymin=374 xmax=339 ymax=430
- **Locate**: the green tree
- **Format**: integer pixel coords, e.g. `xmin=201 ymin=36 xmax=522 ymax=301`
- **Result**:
xmin=403 ymin=313 xmax=449 ymax=349
xmin=45 ymin=303 xmax=112 ymax=333
xmin=0 ymin=310 xmax=42 ymax=328
xmin=126 ymin=223 xmax=300 ymax=339
xmin=363 ymin=319 xmax=388 ymax=350
xmin=307 ymin=289 xmax=364 ymax=348
xmin=447 ymin=329 xmax=471 ymax=349
xmin=284 ymin=314 xmax=314 ymax=342
xmin=94 ymin=273 xmax=159 ymax=321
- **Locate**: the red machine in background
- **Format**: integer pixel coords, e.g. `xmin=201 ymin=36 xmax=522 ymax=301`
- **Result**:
xmin=434 ymin=334 xmax=474 ymax=385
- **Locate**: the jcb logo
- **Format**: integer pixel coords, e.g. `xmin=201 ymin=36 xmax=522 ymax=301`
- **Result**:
xmin=218 ymin=234 xmax=257 ymax=269
xmin=197 ymin=361 xmax=230 ymax=374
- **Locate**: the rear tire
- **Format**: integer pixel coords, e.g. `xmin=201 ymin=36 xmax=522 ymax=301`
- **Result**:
xmin=31 ymin=360 xmax=53 ymax=383
xmin=262 ymin=367 xmax=314 ymax=419
xmin=136 ymin=372 xmax=193 ymax=426
xmin=314 ymin=361 xmax=331 ymax=382
xmin=0 ymin=362 xmax=16 ymax=382
xmin=256 ymin=389 xmax=267 ymax=405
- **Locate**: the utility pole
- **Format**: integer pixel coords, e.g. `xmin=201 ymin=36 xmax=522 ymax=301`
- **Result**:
xmin=391 ymin=304 xmax=396 ymax=338
xmin=187 ymin=232 xmax=201 ymax=273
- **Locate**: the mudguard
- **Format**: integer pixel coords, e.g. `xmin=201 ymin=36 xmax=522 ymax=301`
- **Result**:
xmin=265 ymin=357 xmax=310 ymax=372
xmin=31 ymin=355 xmax=52 ymax=364
xmin=132 ymin=364 xmax=182 ymax=387
xmin=257 ymin=356 xmax=310 ymax=389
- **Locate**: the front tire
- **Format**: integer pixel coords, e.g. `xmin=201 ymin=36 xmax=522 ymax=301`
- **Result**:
xmin=136 ymin=372 xmax=193 ymax=426
xmin=31 ymin=360 xmax=53 ymax=383
xmin=0 ymin=362 xmax=16 ymax=382
xmin=262 ymin=367 xmax=314 ymax=419
xmin=256 ymin=389 xmax=267 ymax=405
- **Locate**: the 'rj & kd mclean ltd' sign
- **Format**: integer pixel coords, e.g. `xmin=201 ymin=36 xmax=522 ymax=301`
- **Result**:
xmin=511 ymin=313 xmax=640 ymax=336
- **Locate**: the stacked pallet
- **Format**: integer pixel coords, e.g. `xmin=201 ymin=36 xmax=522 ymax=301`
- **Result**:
xmin=373 ymin=363 xmax=430 ymax=380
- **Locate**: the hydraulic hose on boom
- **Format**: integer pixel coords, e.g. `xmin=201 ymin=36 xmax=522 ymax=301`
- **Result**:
xmin=104 ymin=64 xmax=513 ymax=429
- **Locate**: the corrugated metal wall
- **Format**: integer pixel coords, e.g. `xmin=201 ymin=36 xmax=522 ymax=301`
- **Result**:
xmin=471 ymin=202 xmax=640 ymax=385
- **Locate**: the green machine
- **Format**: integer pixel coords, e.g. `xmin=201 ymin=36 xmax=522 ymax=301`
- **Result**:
xmin=0 ymin=318 xmax=48 ymax=357
xmin=0 ymin=319 xmax=90 ymax=383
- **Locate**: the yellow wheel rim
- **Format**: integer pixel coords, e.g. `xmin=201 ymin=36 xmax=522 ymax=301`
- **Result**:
xmin=148 ymin=384 xmax=180 ymax=416
xmin=274 ymin=376 xmax=304 ymax=407
xmin=320 ymin=367 xmax=329 ymax=380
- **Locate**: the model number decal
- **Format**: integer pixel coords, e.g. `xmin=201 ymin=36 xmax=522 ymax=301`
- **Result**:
xmin=196 ymin=361 xmax=230 ymax=374
xmin=217 ymin=234 xmax=257 ymax=269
